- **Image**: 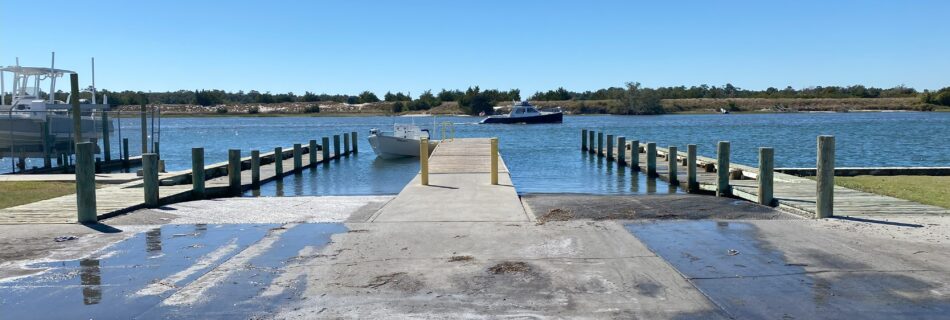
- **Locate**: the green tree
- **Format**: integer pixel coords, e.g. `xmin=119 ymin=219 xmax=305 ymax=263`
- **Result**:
xmin=358 ymin=91 xmax=380 ymax=103
xmin=618 ymin=82 xmax=663 ymax=115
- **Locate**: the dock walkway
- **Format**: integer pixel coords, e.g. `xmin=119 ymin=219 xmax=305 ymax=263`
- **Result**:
xmin=0 ymin=144 xmax=346 ymax=224
xmin=371 ymin=138 xmax=528 ymax=222
xmin=595 ymin=143 xmax=948 ymax=217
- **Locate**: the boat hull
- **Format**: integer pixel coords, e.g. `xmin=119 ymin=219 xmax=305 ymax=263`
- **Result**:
xmin=480 ymin=112 xmax=563 ymax=124
xmin=368 ymin=135 xmax=437 ymax=159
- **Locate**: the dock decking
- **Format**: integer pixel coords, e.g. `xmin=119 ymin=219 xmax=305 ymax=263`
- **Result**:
xmin=592 ymin=142 xmax=949 ymax=217
xmin=370 ymin=138 xmax=529 ymax=222
xmin=0 ymin=144 xmax=347 ymax=224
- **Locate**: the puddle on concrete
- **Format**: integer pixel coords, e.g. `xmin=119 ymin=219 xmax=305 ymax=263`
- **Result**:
xmin=0 ymin=223 xmax=345 ymax=318
xmin=625 ymin=221 xmax=950 ymax=319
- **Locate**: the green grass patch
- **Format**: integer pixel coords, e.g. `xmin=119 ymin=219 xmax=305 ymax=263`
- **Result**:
xmin=833 ymin=175 xmax=950 ymax=209
xmin=0 ymin=181 xmax=83 ymax=209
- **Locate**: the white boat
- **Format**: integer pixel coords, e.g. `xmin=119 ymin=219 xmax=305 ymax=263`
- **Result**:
xmin=367 ymin=124 xmax=437 ymax=159
xmin=1 ymin=53 xmax=111 ymax=162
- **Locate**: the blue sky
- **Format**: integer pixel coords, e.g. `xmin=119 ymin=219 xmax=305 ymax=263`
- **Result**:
xmin=2 ymin=0 xmax=948 ymax=97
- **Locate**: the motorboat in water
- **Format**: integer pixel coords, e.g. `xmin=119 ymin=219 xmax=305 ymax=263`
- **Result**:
xmin=368 ymin=124 xmax=437 ymax=159
xmin=1 ymin=54 xmax=111 ymax=166
xmin=480 ymin=101 xmax=562 ymax=124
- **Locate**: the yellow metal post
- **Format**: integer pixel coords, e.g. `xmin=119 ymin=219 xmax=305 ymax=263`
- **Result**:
xmin=490 ymin=137 xmax=499 ymax=185
xmin=420 ymin=138 xmax=429 ymax=185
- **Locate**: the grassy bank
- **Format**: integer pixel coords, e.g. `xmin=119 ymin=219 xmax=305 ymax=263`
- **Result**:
xmin=0 ymin=182 xmax=79 ymax=209
xmin=833 ymin=176 xmax=950 ymax=209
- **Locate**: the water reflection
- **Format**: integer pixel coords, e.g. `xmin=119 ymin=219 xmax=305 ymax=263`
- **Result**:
xmin=145 ymin=228 xmax=162 ymax=257
xmin=646 ymin=176 xmax=657 ymax=193
xmin=79 ymin=258 xmax=101 ymax=305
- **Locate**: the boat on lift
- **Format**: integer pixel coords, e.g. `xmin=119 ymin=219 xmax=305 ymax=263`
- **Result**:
xmin=367 ymin=124 xmax=437 ymax=159
xmin=0 ymin=53 xmax=111 ymax=166
xmin=480 ymin=101 xmax=562 ymax=124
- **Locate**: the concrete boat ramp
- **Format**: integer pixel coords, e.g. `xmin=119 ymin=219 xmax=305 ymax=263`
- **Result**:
xmin=1 ymin=138 xmax=949 ymax=319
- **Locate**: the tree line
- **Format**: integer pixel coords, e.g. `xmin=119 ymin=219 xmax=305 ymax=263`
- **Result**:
xmin=530 ymin=84 xmax=921 ymax=101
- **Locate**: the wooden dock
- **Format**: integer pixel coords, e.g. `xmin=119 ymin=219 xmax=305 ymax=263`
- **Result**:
xmin=590 ymin=138 xmax=948 ymax=217
xmin=370 ymin=138 xmax=529 ymax=222
xmin=0 ymin=143 xmax=350 ymax=224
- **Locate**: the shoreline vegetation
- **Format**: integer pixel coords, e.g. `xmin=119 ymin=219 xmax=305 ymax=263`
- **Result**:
xmin=46 ymin=82 xmax=948 ymax=116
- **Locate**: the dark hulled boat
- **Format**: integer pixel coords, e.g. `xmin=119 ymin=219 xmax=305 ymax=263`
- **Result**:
xmin=479 ymin=101 xmax=563 ymax=124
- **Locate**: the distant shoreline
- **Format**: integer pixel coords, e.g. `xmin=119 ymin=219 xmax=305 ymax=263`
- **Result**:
xmin=113 ymin=97 xmax=947 ymax=117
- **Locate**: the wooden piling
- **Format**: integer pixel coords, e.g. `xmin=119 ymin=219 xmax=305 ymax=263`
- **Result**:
xmin=274 ymin=147 xmax=284 ymax=176
xmin=293 ymin=143 xmax=303 ymax=171
xmin=351 ymin=132 xmax=358 ymax=153
xmin=581 ymin=129 xmax=588 ymax=151
xmin=191 ymin=147 xmax=205 ymax=199
xmin=101 ymin=112 xmax=111 ymax=162
xmin=588 ymin=131 xmax=595 ymax=154
xmin=606 ymin=134 xmax=614 ymax=160
xmin=646 ymin=142 xmax=657 ymax=177
xmin=758 ymin=147 xmax=774 ymax=206
xmin=491 ymin=137 xmax=499 ymax=185
xmin=617 ymin=136 xmax=626 ymax=165
xmin=322 ymin=137 xmax=330 ymax=162
xmin=668 ymin=146 xmax=678 ymax=184
xmin=343 ymin=133 xmax=351 ymax=155
xmin=122 ymin=138 xmax=130 ymax=168
xmin=333 ymin=135 xmax=341 ymax=158
xmin=75 ymin=142 xmax=97 ymax=223
xmin=142 ymin=153 xmax=159 ymax=208
xmin=228 ymin=149 xmax=241 ymax=195
xmin=597 ymin=132 xmax=604 ymax=157
xmin=420 ymin=138 xmax=429 ymax=185
xmin=153 ymin=141 xmax=160 ymax=158
xmin=630 ymin=140 xmax=640 ymax=170
xmin=687 ymin=144 xmax=698 ymax=192
xmin=717 ymin=141 xmax=731 ymax=197
xmin=309 ymin=140 xmax=318 ymax=164
xmin=816 ymin=136 xmax=835 ymax=218
xmin=251 ymin=150 xmax=261 ymax=187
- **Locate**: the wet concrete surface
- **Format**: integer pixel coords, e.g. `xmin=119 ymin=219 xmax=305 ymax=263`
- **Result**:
xmin=0 ymin=223 xmax=346 ymax=319
xmin=523 ymin=193 xmax=792 ymax=221
xmin=626 ymin=221 xmax=950 ymax=319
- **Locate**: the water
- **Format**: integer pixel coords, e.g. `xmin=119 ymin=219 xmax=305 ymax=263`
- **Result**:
xmin=4 ymin=112 xmax=948 ymax=195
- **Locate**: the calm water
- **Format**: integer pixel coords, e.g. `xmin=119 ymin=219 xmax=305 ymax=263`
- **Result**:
xmin=4 ymin=112 xmax=948 ymax=195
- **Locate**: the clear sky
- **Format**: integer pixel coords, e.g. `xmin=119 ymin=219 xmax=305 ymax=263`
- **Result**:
xmin=2 ymin=0 xmax=948 ymax=97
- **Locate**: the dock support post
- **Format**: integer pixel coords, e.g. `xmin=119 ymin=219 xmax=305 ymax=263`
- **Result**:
xmin=646 ymin=142 xmax=657 ymax=177
xmin=122 ymin=138 xmax=130 ymax=168
xmin=293 ymin=143 xmax=302 ymax=172
xmin=717 ymin=141 xmax=731 ymax=197
xmin=333 ymin=135 xmax=341 ymax=159
xmin=668 ymin=146 xmax=678 ymax=184
xmin=191 ymin=147 xmax=205 ymax=199
xmin=143 ymin=153 xmax=159 ymax=208
xmin=606 ymin=134 xmax=614 ymax=160
xmin=309 ymin=140 xmax=318 ymax=165
xmin=251 ymin=150 xmax=260 ymax=187
xmin=420 ymin=138 xmax=429 ymax=185
xmin=70 ymin=74 xmax=82 ymax=144
xmin=75 ymin=142 xmax=97 ymax=223
xmin=351 ymin=132 xmax=358 ymax=153
xmin=274 ymin=147 xmax=283 ymax=177
xmin=42 ymin=121 xmax=52 ymax=168
xmin=758 ymin=147 xmax=774 ymax=206
xmin=588 ymin=131 xmax=595 ymax=154
xmin=343 ymin=133 xmax=350 ymax=155
xmin=101 ymin=112 xmax=111 ymax=162
xmin=153 ymin=141 xmax=160 ymax=159
xmin=631 ymin=140 xmax=640 ymax=170
xmin=491 ymin=137 xmax=499 ymax=185
xmin=322 ymin=137 xmax=330 ymax=162
xmin=617 ymin=136 xmax=626 ymax=165
xmin=140 ymin=105 xmax=148 ymax=154
xmin=597 ymin=132 xmax=604 ymax=157
xmin=687 ymin=144 xmax=698 ymax=192
xmin=816 ymin=136 xmax=835 ymax=218
xmin=581 ymin=129 xmax=588 ymax=151
xmin=228 ymin=149 xmax=241 ymax=195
